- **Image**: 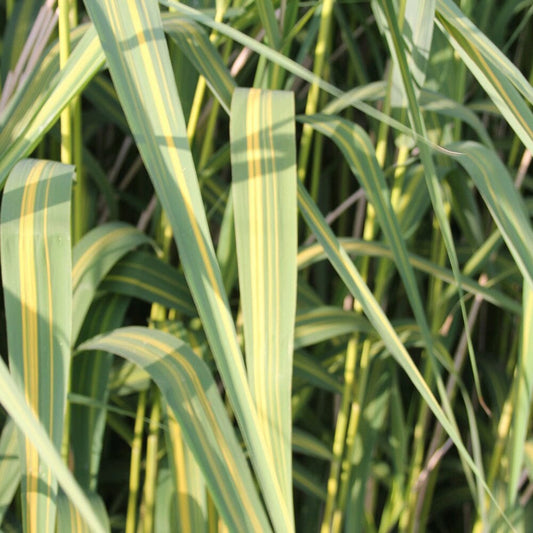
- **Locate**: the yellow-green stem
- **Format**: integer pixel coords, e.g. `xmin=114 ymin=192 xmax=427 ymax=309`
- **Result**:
xmin=126 ymin=389 xmax=147 ymax=533
xmin=6 ymin=0 xmax=14 ymax=18
xmin=320 ymin=337 xmax=359 ymax=533
xmin=297 ymin=0 xmax=334 ymax=186
xmin=333 ymin=342 xmax=371 ymax=533
xmin=141 ymin=389 xmax=161 ymax=533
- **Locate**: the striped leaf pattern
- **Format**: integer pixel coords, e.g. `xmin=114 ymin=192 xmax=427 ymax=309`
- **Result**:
xmin=72 ymin=223 xmax=153 ymax=342
xmin=100 ymin=251 xmax=196 ymax=317
xmin=1 ymin=159 xmax=73 ymax=532
xmin=82 ymin=1 xmax=292 ymax=529
xmin=77 ymin=327 xmax=271 ymax=532
xmin=0 ymin=355 xmax=105 ymax=533
xmin=230 ymin=88 xmax=297 ymax=514
xmin=0 ymin=26 xmax=105 ymax=185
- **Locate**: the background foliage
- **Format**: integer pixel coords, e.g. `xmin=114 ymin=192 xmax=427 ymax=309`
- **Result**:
xmin=0 ymin=0 xmax=532 ymax=531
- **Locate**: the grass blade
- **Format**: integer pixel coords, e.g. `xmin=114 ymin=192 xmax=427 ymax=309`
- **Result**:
xmin=82 ymin=1 xmax=291 ymax=528
xmin=436 ymin=0 xmax=533 ymax=105
xmin=72 ymin=222 xmax=153 ymax=343
xmin=508 ymin=283 xmax=533 ymax=504
xmin=0 ymin=26 xmax=105 ymax=185
xmin=390 ymin=0 xmax=435 ymax=106
xmin=0 ymin=419 xmax=20 ymax=523
xmin=1 ymin=159 xmax=74 ymax=531
xmin=448 ymin=142 xmax=533 ymax=288
xmin=297 ymin=180 xmax=508 ymax=524
xmin=100 ymin=251 xmax=196 ymax=317
xmin=230 ymin=88 xmax=298 ymax=515
xmin=77 ymin=326 xmax=271 ymax=532
xmin=0 ymin=356 xmax=105 ymax=533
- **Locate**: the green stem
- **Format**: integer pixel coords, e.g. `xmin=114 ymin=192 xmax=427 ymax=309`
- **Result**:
xmin=126 ymin=390 xmax=147 ymax=533
xmin=297 ymin=0 xmax=334 ymax=188
xmin=141 ymin=389 xmax=161 ymax=533
xmin=320 ymin=336 xmax=359 ymax=532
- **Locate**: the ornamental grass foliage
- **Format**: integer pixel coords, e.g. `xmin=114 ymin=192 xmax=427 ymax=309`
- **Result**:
xmin=0 ymin=1 xmax=532 ymax=531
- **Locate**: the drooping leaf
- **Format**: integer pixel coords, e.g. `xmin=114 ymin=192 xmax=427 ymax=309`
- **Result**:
xmin=72 ymin=222 xmax=153 ymax=343
xmin=82 ymin=1 xmax=291 ymax=528
xmin=77 ymin=327 xmax=271 ymax=532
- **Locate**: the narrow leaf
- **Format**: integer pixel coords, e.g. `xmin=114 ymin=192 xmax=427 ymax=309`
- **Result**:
xmin=231 ymin=88 xmax=297 ymax=513
xmin=77 ymin=327 xmax=271 ymax=532
xmin=83 ymin=1 xmax=291 ymax=528
xmin=1 ymin=159 xmax=73 ymax=532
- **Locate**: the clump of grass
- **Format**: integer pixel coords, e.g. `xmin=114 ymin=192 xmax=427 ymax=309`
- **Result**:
xmin=0 ymin=1 xmax=532 ymax=531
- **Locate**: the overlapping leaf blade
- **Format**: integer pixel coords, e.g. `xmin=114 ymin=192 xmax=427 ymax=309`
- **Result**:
xmin=72 ymin=223 xmax=153 ymax=343
xmin=0 ymin=419 xmax=20 ymax=522
xmin=82 ymin=1 xmax=291 ymax=529
xmin=0 ymin=26 xmax=105 ymax=185
xmin=77 ymin=327 xmax=270 ymax=532
xmin=0 ymin=356 xmax=105 ymax=533
xmin=448 ymin=142 xmax=533 ymax=288
xmin=296 ymin=181 xmax=504 ymax=519
xmin=99 ymin=251 xmax=195 ymax=317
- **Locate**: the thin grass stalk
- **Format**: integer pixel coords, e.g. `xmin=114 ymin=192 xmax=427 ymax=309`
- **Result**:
xmin=141 ymin=389 xmax=161 ymax=533
xmin=380 ymin=2 xmax=490 ymax=442
xmin=58 ymin=0 xmax=71 ymax=163
xmin=333 ymin=340 xmax=372 ymax=533
xmin=125 ymin=389 xmax=146 ymax=533
xmin=320 ymin=116 xmax=382 ymax=529
xmin=297 ymin=0 xmax=334 ymax=188
xmin=320 ymin=336 xmax=358 ymax=532
xmin=399 ymin=214 xmax=449 ymax=531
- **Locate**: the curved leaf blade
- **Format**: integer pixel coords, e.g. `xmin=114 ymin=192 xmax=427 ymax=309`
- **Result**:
xmin=0 ymin=357 xmax=105 ymax=533
xmin=449 ymin=142 xmax=533 ymax=288
xmin=100 ymin=251 xmax=196 ymax=317
xmin=77 ymin=327 xmax=271 ymax=532
xmin=82 ymin=1 xmax=291 ymax=528
xmin=72 ymin=222 xmax=153 ymax=343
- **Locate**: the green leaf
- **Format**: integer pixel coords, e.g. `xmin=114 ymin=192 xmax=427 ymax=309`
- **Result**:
xmin=70 ymin=295 xmax=130 ymax=491
xmin=72 ymin=222 xmax=153 ymax=343
xmin=0 ymin=356 xmax=106 ymax=533
xmin=0 ymin=419 xmax=20 ymax=523
xmin=56 ymin=490 xmax=110 ymax=533
xmin=100 ymin=251 xmax=196 ymax=317
xmin=82 ymin=1 xmax=292 ymax=528
xmin=507 ymin=283 xmax=533 ymax=505
xmin=436 ymin=2 xmax=533 ymax=153
xmin=436 ymin=0 xmax=533 ymax=105
xmin=297 ymin=180 xmax=506 ymax=522
xmin=162 ymin=15 xmax=235 ymax=113
xmin=294 ymin=307 xmax=372 ymax=349
xmin=448 ymin=142 xmax=533 ymax=289
xmin=77 ymin=327 xmax=271 ymax=532
xmin=390 ymin=0 xmax=435 ymax=106
xmin=0 ymin=26 xmax=105 ymax=185
xmin=230 ymin=88 xmax=298 ymax=514
xmin=1 ymin=159 xmax=74 ymax=531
